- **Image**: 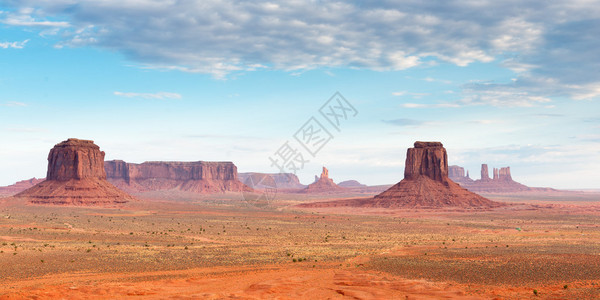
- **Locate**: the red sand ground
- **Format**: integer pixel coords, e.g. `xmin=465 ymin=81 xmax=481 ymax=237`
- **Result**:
xmin=1 ymin=191 xmax=600 ymax=299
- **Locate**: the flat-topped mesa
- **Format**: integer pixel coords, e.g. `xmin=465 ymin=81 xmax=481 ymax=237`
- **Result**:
xmin=105 ymin=160 xmax=250 ymax=193
xmin=47 ymin=138 xmax=106 ymax=181
xmin=238 ymin=172 xmax=305 ymax=189
xmin=448 ymin=165 xmax=465 ymax=178
xmin=404 ymin=141 xmax=448 ymax=182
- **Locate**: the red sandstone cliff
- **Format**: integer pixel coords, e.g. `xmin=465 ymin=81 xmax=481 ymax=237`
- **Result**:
xmin=16 ymin=139 xmax=133 ymax=205
xmin=105 ymin=160 xmax=251 ymax=193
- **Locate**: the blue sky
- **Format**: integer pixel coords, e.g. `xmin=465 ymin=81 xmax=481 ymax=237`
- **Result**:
xmin=0 ymin=1 xmax=599 ymax=189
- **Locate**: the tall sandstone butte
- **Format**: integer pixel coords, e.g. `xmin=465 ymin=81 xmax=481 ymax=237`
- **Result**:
xmin=16 ymin=139 xmax=133 ymax=205
xmin=300 ymin=142 xmax=502 ymax=209
xmin=367 ymin=142 xmax=500 ymax=208
xmin=481 ymin=164 xmax=491 ymax=181
xmin=105 ymin=160 xmax=250 ymax=193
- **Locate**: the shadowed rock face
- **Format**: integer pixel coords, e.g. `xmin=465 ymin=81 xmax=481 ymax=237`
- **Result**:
xmin=47 ymin=139 xmax=106 ymax=181
xmin=105 ymin=160 xmax=250 ymax=193
xmin=404 ymin=141 xmax=448 ymax=182
xmin=16 ymin=139 xmax=133 ymax=205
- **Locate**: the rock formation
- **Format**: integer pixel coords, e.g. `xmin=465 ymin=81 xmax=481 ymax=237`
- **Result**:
xmin=303 ymin=167 xmax=343 ymax=193
xmin=300 ymin=142 xmax=501 ymax=208
xmin=238 ymin=172 xmax=305 ymax=189
xmin=337 ymin=180 xmax=367 ymax=188
xmin=448 ymin=165 xmax=465 ymax=179
xmin=449 ymin=165 xmax=474 ymax=186
xmin=368 ymin=142 xmax=499 ymax=208
xmin=0 ymin=178 xmax=45 ymax=197
xmin=105 ymin=160 xmax=251 ymax=193
xmin=16 ymin=139 xmax=133 ymax=205
xmin=481 ymin=164 xmax=491 ymax=181
xmin=450 ymin=164 xmax=530 ymax=193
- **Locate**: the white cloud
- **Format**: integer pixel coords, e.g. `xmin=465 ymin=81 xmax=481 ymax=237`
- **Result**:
xmin=1 ymin=101 xmax=27 ymax=107
xmin=401 ymin=102 xmax=460 ymax=108
xmin=1 ymin=0 xmax=600 ymax=101
xmin=113 ymin=91 xmax=182 ymax=100
xmin=0 ymin=39 xmax=29 ymax=49
xmin=1 ymin=10 xmax=69 ymax=27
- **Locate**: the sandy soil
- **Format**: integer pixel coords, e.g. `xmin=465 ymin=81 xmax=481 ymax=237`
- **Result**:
xmin=1 ymin=192 xmax=599 ymax=299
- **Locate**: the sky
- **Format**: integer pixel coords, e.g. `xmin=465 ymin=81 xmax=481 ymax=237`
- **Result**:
xmin=0 ymin=0 xmax=599 ymax=189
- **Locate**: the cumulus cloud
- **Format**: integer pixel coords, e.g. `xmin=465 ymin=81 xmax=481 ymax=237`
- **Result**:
xmin=0 ymin=39 xmax=29 ymax=49
xmin=1 ymin=0 xmax=599 ymax=100
xmin=114 ymin=91 xmax=181 ymax=100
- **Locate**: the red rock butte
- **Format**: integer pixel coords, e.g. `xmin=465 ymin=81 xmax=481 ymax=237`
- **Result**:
xmin=303 ymin=167 xmax=342 ymax=193
xmin=301 ymin=141 xmax=502 ymax=209
xmin=16 ymin=139 xmax=133 ymax=205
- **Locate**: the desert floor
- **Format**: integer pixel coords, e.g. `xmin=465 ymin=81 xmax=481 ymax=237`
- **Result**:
xmin=1 ymin=191 xmax=600 ymax=299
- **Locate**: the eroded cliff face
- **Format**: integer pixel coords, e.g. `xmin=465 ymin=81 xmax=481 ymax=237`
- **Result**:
xmin=403 ymin=141 xmax=448 ymax=182
xmin=105 ymin=160 xmax=249 ymax=193
xmin=16 ymin=139 xmax=133 ymax=205
xmin=47 ymin=139 xmax=106 ymax=181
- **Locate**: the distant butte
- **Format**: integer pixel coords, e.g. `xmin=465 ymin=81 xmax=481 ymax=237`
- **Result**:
xmin=303 ymin=167 xmax=343 ymax=193
xmin=16 ymin=139 xmax=133 ymax=205
xmin=449 ymin=164 xmax=556 ymax=193
xmin=300 ymin=141 xmax=502 ymax=209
